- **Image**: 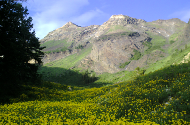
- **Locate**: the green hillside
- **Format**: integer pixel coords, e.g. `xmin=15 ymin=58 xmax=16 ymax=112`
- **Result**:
xmin=40 ymin=39 xmax=73 ymax=54
xmin=38 ymin=43 xmax=94 ymax=86
xmin=1 ymin=60 xmax=190 ymax=124
xmin=1 ymin=14 xmax=190 ymax=124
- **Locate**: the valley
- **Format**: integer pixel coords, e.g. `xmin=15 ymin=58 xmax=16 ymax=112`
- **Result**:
xmin=1 ymin=14 xmax=190 ymax=124
xmin=38 ymin=14 xmax=190 ymax=86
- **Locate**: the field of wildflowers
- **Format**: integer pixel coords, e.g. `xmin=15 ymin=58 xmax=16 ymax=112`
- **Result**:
xmin=0 ymin=62 xmax=190 ymax=124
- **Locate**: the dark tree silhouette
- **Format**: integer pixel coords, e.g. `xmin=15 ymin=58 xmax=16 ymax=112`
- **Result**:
xmin=0 ymin=1 xmax=45 ymax=100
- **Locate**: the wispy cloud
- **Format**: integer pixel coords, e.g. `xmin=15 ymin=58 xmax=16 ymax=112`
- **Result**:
xmin=72 ymin=9 xmax=107 ymax=26
xmin=169 ymin=9 xmax=190 ymax=23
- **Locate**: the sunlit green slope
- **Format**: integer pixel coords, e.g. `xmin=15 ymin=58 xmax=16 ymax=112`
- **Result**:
xmin=1 ymin=61 xmax=190 ymax=124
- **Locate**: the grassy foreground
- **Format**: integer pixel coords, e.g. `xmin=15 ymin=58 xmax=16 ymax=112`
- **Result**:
xmin=0 ymin=62 xmax=190 ymax=124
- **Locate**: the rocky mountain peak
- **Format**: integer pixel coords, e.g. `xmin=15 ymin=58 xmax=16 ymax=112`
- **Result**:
xmin=107 ymin=14 xmax=146 ymax=24
xmin=61 ymin=21 xmax=80 ymax=28
xmin=110 ymin=14 xmax=126 ymax=19
xmin=93 ymin=14 xmax=146 ymax=37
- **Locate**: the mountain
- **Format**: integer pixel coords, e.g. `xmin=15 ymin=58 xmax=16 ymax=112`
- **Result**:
xmin=39 ymin=14 xmax=189 ymax=75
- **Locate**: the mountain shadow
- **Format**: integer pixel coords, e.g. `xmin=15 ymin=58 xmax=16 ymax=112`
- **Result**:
xmin=38 ymin=66 xmax=114 ymax=88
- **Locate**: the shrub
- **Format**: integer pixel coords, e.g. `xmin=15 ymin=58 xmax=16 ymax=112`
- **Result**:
xmin=170 ymin=40 xmax=175 ymax=44
xmin=61 ymin=47 xmax=68 ymax=52
xmin=119 ymin=61 xmax=131 ymax=68
xmin=128 ymin=32 xmax=138 ymax=37
xmin=75 ymin=44 xmax=84 ymax=49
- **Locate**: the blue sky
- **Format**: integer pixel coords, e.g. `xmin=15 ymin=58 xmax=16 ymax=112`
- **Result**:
xmin=21 ymin=0 xmax=190 ymax=40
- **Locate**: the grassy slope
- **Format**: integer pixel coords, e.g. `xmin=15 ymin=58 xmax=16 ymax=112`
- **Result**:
xmin=2 ymin=23 xmax=190 ymax=124
xmin=40 ymin=39 xmax=67 ymax=49
xmin=106 ymin=25 xmax=131 ymax=34
xmin=1 ymin=35 xmax=190 ymax=124
xmin=40 ymin=39 xmax=73 ymax=53
xmin=144 ymin=31 xmax=166 ymax=54
xmin=1 ymin=61 xmax=190 ymax=124
xmin=38 ymin=23 xmax=190 ymax=87
xmin=38 ymin=43 xmax=94 ymax=86
xmin=145 ymin=40 xmax=190 ymax=74
xmin=43 ymin=43 xmax=93 ymax=68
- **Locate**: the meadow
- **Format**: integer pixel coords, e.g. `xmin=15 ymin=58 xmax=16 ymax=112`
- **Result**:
xmin=0 ymin=60 xmax=190 ymax=124
xmin=1 ymin=26 xmax=190 ymax=124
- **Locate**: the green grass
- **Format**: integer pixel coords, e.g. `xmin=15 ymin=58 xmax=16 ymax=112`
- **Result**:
xmin=106 ymin=25 xmax=130 ymax=34
xmin=131 ymin=49 xmax=141 ymax=60
xmin=1 ymin=21 xmax=190 ymax=124
xmin=119 ymin=61 xmax=131 ymax=68
xmin=144 ymin=31 xmax=166 ymax=54
xmin=94 ymin=70 xmax=136 ymax=85
xmin=169 ymin=33 xmax=179 ymax=42
xmin=40 ymin=39 xmax=74 ymax=53
xmin=1 ymin=61 xmax=190 ymax=124
xmin=40 ymin=39 xmax=68 ymax=49
xmin=101 ymin=31 xmax=138 ymax=41
xmin=170 ymin=40 xmax=175 ymax=44
xmin=38 ymin=44 xmax=93 ymax=86
xmin=146 ymin=31 xmax=166 ymax=47
xmin=44 ymin=43 xmax=92 ymax=68
xmin=118 ymin=49 xmax=141 ymax=69
xmin=45 ymin=47 xmax=69 ymax=54
xmin=144 ymin=44 xmax=190 ymax=74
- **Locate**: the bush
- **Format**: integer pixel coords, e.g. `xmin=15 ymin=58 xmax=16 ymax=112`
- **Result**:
xmin=170 ymin=40 xmax=175 ymax=44
xmin=61 ymin=47 xmax=68 ymax=52
xmin=128 ymin=32 xmax=138 ymax=37
xmin=135 ymin=67 xmax=140 ymax=71
xmin=75 ymin=44 xmax=84 ymax=49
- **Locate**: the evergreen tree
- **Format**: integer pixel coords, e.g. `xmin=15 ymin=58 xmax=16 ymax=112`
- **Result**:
xmin=0 ymin=1 xmax=45 ymax=98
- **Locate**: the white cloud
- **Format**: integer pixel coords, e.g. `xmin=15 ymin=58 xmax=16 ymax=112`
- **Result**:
xmin=22 ymin=0 xmax=90 ymax=39
xmin=169 ymin=9 xmax=190 ymax=23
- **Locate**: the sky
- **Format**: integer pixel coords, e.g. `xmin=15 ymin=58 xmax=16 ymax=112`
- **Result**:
xmin=20 ymin=0 xmax=190 ymax=40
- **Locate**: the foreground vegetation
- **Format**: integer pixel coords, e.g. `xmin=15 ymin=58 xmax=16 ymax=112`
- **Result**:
xmin=0 ymin=61 xmax=190 ymax=124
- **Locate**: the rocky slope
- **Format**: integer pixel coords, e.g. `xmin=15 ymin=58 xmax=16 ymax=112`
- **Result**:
xmin=39 ymin=14 xmax=188 ymax=74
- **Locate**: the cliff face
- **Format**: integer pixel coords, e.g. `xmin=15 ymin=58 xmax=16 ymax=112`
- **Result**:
xmin=89 ymin=32 xmax=150 ymax=73
xmin=40 ymin=14 xmax=188 ymax=74
xmin=183 ymin=19 xmax=190 ymax=40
